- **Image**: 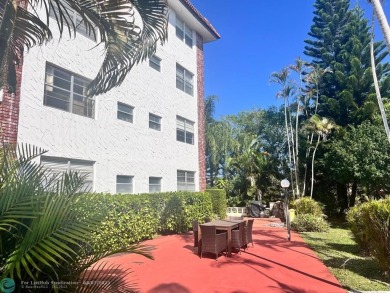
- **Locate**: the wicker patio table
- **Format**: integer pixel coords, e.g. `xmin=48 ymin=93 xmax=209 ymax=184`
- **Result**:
xmin=199 ymin=219 xmax=245 ymax=257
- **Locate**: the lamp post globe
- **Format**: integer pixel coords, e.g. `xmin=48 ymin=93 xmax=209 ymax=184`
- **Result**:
xmin=281 ymin=179 xmax=290 ymax=188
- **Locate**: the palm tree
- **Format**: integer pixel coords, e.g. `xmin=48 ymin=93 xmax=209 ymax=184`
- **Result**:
xmin=301 ymin=65 xmax=332 ymax=195
xmin=305 ymin=115 xmax=336 ymax=198
xmin=368 ymin=8 xmax=390 ymax=144
xmin=227 ymin=137 xmax=269 ymax=201
xmin=369 ymin=0 xmax=390 ymax=53
xmin=0 ymin=0 xmax=168 ymax=96
xmin=0 ymin=144 xmax=152 ymax=291
xmin=289 ymin=57 xmax=309 ymax=197
xmin=270 ymin=68 xmax=296 ymax=197
xmin=370 ymin=24 xmax=390 ymax=144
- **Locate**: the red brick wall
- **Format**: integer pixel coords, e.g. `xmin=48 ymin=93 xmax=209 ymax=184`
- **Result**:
xmin=0 ymin=1 xmax=26 ymax=144
xmin=196 ymin=33 xmax=206 ymax=191
xmin=0 ymin=58 xmax=23 ymax=144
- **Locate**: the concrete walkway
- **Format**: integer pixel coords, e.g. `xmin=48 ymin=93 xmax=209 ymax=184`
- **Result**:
xmin=105 ymin=218 xmax=346 ymax=293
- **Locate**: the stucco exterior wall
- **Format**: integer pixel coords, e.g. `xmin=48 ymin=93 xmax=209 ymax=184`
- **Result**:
xmin=17 ymin=7 xmax=202 ymax=193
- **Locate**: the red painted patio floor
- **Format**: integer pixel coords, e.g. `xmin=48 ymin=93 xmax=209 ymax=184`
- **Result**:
xmin=104 ymin=218 xmax=346 ymax=293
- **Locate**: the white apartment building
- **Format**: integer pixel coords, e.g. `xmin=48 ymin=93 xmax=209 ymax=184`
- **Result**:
xmin=0 ymin=0 xmax=220 ymax=194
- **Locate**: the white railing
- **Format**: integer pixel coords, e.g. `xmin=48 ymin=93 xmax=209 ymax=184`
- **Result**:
xmin=226 ymin=207 xmax=247 ymax=218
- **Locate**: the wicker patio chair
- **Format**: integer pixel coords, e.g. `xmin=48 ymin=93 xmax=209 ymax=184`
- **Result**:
xmin=199 ymin=225 xmax=227 ymax=260
xmin=192 ymin=220 xmax=199 ymax=248
xmin=243 ymin=219 xmax=254 ymax=248
xmin=231 ymin=221 xmax=246 ymax=254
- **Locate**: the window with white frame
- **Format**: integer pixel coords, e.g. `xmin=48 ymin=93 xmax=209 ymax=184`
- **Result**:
xmin=116 ymin=175 xmax=133 ymax=194
xmin=149 ymin=55 xmax=161 ymax=72
xmin=149 ymin=113 xmax=161 ymax=131
xmin=44 ymin=63 xmax=95 ymax=118
xmin=176 ymin=64 xmax=194 ymax=96
xmin=177 ymin=170 xmax=195 ymax=191
xmin=117 ymin=102 xmax=134 ymax=123
xmin=176 ymin=16 xmax=193 ymax=47
xmin=149 ymin=177 xmax=161 ymax=193
xmin=176 ymin=116 xmax=194 ymax=144
xmin=49 ymin=1 xmax=96 ymax=41
xmin=40 ymin=156 xmax=94 ymax=191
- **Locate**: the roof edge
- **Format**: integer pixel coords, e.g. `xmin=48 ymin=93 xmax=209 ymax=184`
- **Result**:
xmin=179 ymin=0 xmax=221 ymax=40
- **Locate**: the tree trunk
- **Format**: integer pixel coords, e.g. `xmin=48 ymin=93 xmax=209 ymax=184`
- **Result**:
xmin=370 ymin=0 xmax=390 ymax=53
xmin=284 ymin=98 xmax=295 ymax=197
xmin=289 ymin=111 xmax=297 ymax=198
xmin=303 ymin=86 xmax=319 ymax=196
xmin=337 ymin=183 xmax=348 ymax=213
xmin=350 ymin=181 xmax=357 ymax=207
xmin=370 ymin=24 xmax=390 ymax=144
xmin=310 ymin=136 xmax=320 ymax=198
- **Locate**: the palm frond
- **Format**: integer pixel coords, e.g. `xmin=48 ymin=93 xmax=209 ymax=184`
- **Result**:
xmin=85 ymin=0 xmax=168 ymax=96
xmin=74 ymin=261 xmax=138 ymax=293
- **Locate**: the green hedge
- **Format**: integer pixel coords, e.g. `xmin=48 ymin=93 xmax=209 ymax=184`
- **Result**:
xmin=76 ymin=192 xmax=213 ymax=251
xmin=346 ymin=198 xmax=390 ymax=273
xmin=206 ymin=188 xmax=227 ymax=219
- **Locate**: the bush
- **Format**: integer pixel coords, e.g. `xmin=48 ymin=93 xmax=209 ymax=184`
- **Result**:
xmin=346 ymin=204 xmax=371 ymax=254
xmin=364 ymin=198 xmax=390 ymax=273
xmin=78 ymin=191 xmax=214 ymax=251
xmin=206 ymin=188 xmax=227 ymax=219
xmin=291 ymin=214 xmax=330 ymax=232
xmin=347 ymin=198 xmax=390 ymax=273
xmin=291 ymin=197 xmax=324 ymax=217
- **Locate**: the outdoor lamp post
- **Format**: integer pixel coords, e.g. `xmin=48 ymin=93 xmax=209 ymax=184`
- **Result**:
xmin=280 ymin=179 xmax=291 ymax=241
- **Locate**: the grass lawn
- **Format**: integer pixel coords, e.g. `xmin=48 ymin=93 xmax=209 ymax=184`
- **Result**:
xmin=300 ymin=221 xmax=390 ymax=292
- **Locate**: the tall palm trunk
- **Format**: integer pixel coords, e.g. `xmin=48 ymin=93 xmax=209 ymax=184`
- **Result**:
xmin=370 ymin=14 xmax=390 ymax=144
xmin=310 ymin=135 xmax=321 ymax=198
xmin=289 ymin=105 xmax=297 ymax=198
xmin=370 ymin=0 xmax=390 ymax=53
xmin=284 ymin=98 xmax=295 ymax=198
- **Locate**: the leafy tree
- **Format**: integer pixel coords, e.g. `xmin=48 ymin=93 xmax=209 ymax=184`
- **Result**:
xmin=227 ymin=138 xmax=269 ymax=201
xmin=305 ymin=1 xmax=390 ymax=127
xmin=205 ymin=96 xmax=236 ymax=186
xmin=0 ymin=0 xmax=168 ymax=96
xmin=223 ymin=108 xmax=286 ymax=203
xmin=304 ymin=0 xmax=390 ymax=211
xmin=325 ymin=121 xmax=390 ymax=204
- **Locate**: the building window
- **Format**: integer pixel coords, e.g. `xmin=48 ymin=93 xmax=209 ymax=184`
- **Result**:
xmin=176 ymin=116 xmax=194 ymax=144
xmin=176 ymin=16 xmax=193 ymax=47
xmin=149 ymin=177 xmax=161 ymax=193
xmin=177 ymin=170 xmax=195 ymax=191
xmin=176 ymin=64 xmax=194 ymax=96
xmin=49 ymin=2 xmax=96 ymax=41
xmin=44 ymin=64 xmax=95 ymax=118
xmin=117 ymin=102 xmax=134 ymax=123
xmin=116 ymin=175 xmax=133 ymax=194
xmin=40 ymin=156 xmax=94 ymax=191
xmin=149 ymin=113 xmax=161 ymax=131
xmin=149 ymin=55 xmax=161 ymax=71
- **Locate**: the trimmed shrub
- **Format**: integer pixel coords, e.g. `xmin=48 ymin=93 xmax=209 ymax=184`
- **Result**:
xmin=291 ymin=197 xmax=324 ymax=217
xmin=291 ymin=214 xmax=330 ymax=232
xmin=347 ymin=198 xmax=390 ymax=273
xmin=206 ymin=188 xmax=227 ymax=219
xmin=77 ymin=191 xmax=213 ymax=251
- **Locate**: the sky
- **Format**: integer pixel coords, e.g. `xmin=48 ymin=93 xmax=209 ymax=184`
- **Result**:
xmin=189 ymin=0 xmax=390 ymax=119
